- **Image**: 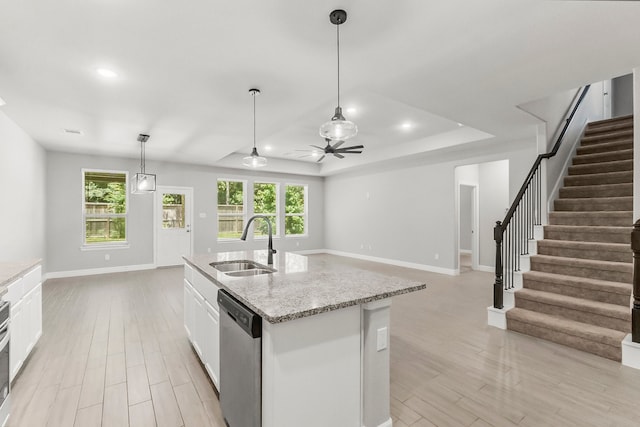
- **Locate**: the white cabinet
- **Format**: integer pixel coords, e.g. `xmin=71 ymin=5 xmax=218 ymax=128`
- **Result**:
xmin=9 ymin=299 xmax=24 ymax=381
xmin=184 ymin=279 xmax=194 ymax=339
xmin=183 ymin=264 xmax=220 ymax=391
xmin=5 ymin=265 xmax=42 ymax=382
xmin=192 ymin=288 xmax=205 ymax=359
xmin=204 ymin=300 xmax=220 ymax=389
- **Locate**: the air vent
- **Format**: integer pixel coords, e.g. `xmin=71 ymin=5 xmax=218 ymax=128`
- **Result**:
xmin=63 ymin=129 xmax=83 ymax=135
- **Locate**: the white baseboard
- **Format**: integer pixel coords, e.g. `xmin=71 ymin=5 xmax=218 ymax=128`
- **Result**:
xmin=323 ymin=249 xmax=457 ymax=276
xmin=292 ymin=249 xmax=328 ymax=255
xmin=364 ymin=417 xmax=392 ymax=427
xmin=476 ymin=265 xmax=494 ymax=273
xmin=622 ymin=334 xmax=640 ymax=370
xmin=44 ymin=263 xmax=156 ymax=280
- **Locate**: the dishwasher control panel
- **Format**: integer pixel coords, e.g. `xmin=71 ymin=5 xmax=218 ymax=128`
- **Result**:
xmin=218 ymin=289 xmax=262 ymax=338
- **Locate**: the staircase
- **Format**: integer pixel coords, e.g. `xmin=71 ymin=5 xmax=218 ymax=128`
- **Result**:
xmin=506 ymin=115 xmax=634 ymax=361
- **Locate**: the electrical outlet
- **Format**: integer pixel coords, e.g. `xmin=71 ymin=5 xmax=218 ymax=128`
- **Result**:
xmin=360 ymin=243 xmax=364 ymax=249
xmin=368 ymin=245 xmax=372 ymax=251
xmin=434 ymin=253 xmax=439 ymax=260
xmin=105 ymin=254 xmax=110 ymax=261
xmin=199 ymin=212 xmax=207 ymax=219
xmin=207 ymin=248 xmax=211 ymax=253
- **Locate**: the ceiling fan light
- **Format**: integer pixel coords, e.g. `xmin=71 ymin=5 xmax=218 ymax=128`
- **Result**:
xmin=243 ymin=147 xmax=267 ymax=168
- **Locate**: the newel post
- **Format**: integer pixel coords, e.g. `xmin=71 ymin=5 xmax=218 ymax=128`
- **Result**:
xmin=493 ymin=221 xmax=504 ymax=309
xmin=631 ymin=220 xmax=640 ymax=343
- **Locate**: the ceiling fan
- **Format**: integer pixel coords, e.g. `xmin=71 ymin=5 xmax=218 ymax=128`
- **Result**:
xmin=311 ymin=139 xmax=364 ymax=163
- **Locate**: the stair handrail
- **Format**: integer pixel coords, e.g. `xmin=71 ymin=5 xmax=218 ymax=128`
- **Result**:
xmin=493 ymin=84 xmax=591 ymax=309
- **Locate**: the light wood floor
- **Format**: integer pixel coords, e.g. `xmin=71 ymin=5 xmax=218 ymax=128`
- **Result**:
xmin=9 ymin=255 xmax=640 ymax=426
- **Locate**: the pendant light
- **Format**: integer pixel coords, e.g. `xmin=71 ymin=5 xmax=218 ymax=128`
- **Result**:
xmin=132 ymin=133 xmax=156 ymax=193
xmin=319 ymin=9 xmax=357 ymax=142
xmin=243 ymin=88 xmax=267 ymax=168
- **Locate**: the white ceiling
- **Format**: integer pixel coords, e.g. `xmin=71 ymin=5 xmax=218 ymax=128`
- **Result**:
xmin=1 ymin=0 xmax=639 ymax=176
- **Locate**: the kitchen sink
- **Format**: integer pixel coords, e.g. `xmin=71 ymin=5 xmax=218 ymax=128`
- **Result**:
xmin=225 ymin=268 xmax=275 ymax=277
xmin=210 ymin=260 xmax=262 ymax=272
xmin=210 ymin=260 xmax=276 ymax=276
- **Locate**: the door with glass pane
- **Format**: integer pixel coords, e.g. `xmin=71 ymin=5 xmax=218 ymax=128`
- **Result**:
xmin=156 ymin=186 xmax=193 ymax=267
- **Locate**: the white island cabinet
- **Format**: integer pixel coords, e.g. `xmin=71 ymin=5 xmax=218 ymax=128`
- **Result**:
xmin=184 ymin=262 xmax=220 ymax=389
xmin=0 ymin=261 xmax=43 ymax=382
xmin=184 ymin=251 xmax=425 ymax=427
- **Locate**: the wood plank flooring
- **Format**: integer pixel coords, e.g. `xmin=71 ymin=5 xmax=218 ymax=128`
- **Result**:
xmin=8 ymin=255 xmax=640 ymax=426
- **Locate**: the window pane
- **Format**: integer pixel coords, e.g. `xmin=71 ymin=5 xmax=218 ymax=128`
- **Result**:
xmin=218 ymin=216 xmax=244 ymax=239
xmin=253 ymin=216 xmax=277 ymax=237
xmin=162 ymin=193 xmax=185 ymax=229
xmin=218 ymin=180 xmax=245 ymax=239
xmin=85 ymin=172 xmax=127 ymax=214
xmin=85 ymin=217 xmax=126 ymax=243
xmin=285 ymin=215 xmax=305 ymax=235
xmin=217 ymin=180 xmax=244 ymax=209
xmin=285 ymin=185 xmax=305 ymax=214
xmin=254 ymin=183 xmax=276 ymax=214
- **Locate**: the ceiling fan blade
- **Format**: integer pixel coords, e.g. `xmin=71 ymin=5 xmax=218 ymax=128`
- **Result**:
xmin=310 ymin=145 xmax=326 ymax=150
xmin=332 ymin=140 xmax=345 ymax=149
xmin=316 ymin=155 xmax=326 ymax=163
xmin=334 ymin=153 xmax=345 ymax=159
xmin=338 ymin=145 xmax=364 ymax=151
xmin=339 ymin=150 xmax=363 ymax=154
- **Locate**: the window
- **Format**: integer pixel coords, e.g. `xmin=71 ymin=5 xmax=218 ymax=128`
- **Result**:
xmin=217 ymin=179 xmax=245 ymax=239
xmin=83 ymin=170 xmax=128 ymax=245
xmin=285 ymin=184 xmax=307 ymax=236
xmin=253 ymin=182 xmax=278 ymax=238
xmin=162 ymin=193 xmax=185 ymax=229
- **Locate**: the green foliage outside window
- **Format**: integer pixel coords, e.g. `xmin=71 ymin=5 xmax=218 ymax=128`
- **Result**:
xmin=285 ymin=185 xmax=305 ymax=235
xmin=254 ymin=183 xmax=277 ymax=236
xmin=218 ymin=180 xmax=245 ymax=238
xmin=84 ymin=171 xmax=127 ymax=243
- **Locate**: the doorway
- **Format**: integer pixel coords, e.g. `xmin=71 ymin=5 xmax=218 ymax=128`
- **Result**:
xmin=458 ymin=183 xmax=479 ymax=273
xmin=155 ymin=186 xmax=194 ymax=267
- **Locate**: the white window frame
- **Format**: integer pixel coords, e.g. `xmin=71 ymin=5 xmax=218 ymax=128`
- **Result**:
xmin=253 ymin=181 xmax=280 ymax=239
xmin=217 ymin=178 xmax=247 ymax=241
xmin=81 ymin=168 xmax=130 ymax=249
xmin=284 ymin=183 xmax=308 ymax=238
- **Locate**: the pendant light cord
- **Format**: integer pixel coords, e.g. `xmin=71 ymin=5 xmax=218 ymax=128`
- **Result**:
xmin=140 ymin=140 xmax=145 ymax=174
xmin=336 ymin=22 xmax=341 ymax=108
xmin=253 ymin=91 xmax=257 ymax=149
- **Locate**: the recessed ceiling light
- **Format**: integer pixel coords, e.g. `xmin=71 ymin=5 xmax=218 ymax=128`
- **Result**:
xmin=401 ymin=122 xmax=413 ymax=130
xmin=311 ymin=151 xmax=319 ymax=157
xmin=346 ymin=107 xmax=357 ymax=114
xmin=96 ymin=68 xmax=118 ymax=79
xmin=457 ymin=122 xmax=464 ymax=127
xmin=0 ymin=96 xmax=5 ymax=106
xmin=264 ymin=145 xmax=272 ymax=151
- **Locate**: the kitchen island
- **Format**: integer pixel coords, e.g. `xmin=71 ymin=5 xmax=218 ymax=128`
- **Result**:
xmin=184 ymin=250 xmax=426 ymax=427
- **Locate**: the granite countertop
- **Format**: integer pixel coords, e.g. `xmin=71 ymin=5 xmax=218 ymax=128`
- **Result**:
xmin=0 ymin=259 xmax=42 ymax=296
xmin=184 ymin=251 xmax=426 ymax=324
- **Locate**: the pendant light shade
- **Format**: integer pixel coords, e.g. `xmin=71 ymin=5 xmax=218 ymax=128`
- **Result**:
xmin=243 ymin=88 xmax=267 ymax=168
xmin=319 ymin=9 xmax=358 ymax=142
xmin=132 ymin=133 xmax=156 ymax=194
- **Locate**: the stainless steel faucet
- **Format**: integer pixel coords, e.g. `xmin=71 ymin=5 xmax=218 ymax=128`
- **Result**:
xmin=240 ymin=215 xmax=277 ymax=265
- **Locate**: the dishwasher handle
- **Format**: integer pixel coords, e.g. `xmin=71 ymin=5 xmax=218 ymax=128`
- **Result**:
xmin=218 ymin=289 xmax=262 ymax=338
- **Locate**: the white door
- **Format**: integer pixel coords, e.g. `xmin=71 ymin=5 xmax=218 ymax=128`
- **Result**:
xmin=156 ymin=186 xmax=193 ymax=267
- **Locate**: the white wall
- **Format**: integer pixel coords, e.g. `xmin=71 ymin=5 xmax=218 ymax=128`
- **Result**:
xmin=612 ymin=73 xmax=633 ymax=118
xmin=0 ymin=111 xmax=46 ymax=264
xmin=478 ymin=160 xmax=509 ymax=268
xmin=324 ymin=140 xmax=536 ymax=274
xmin=46 ymin=151 xmax=325 ymax=274
xmin=459 ymin=185 xmax=473 ymax=252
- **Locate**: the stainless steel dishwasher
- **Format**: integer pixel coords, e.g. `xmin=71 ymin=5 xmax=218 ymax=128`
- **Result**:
xmin=217 ymin=289 xmax=262 ymax=427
